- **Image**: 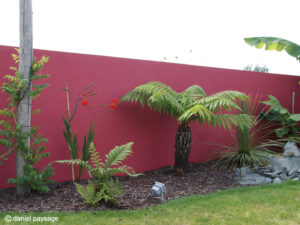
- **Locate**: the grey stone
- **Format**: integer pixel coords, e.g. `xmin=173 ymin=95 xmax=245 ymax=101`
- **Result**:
xmin=272 ymin=178 xmax=282 ymax=184
xmin=262 ymin=172 xmax=280 ymax=178
xmin=240 ymin=166 xmax=253 ymax=177
xmin=269 ymin=156 xmax=300 ymax=174
xmin=288 ymin=169 xmax=296 ymax=176
xmin=235 ymin=168 xmax=241 ymax=177
xmin=238 ymin=173 xmax=272 ymax=186
xmin=283 ymin=141 xmax=300 ymax=157
xmin=234 ymin=155 xmax=300 ymax=186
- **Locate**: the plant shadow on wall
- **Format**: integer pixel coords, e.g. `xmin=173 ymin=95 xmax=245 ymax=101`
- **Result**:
xmin=55 ymin=85 xmax=140 ymax=207
xmin=0 ymin=50 xmax=54 ymax=194
xmin=120 ymin=81 xmax=252 ymax=175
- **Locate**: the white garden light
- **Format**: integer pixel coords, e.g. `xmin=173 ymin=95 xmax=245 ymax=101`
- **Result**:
xmin=148 ymin=181 xmax=166 ymax=201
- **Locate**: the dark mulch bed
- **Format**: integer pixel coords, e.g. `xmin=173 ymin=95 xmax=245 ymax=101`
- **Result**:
xmin=0 ymin=161 xmax=238 ymax=212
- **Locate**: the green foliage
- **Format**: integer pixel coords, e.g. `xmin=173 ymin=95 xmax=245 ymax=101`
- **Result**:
xmin=75 ymin=179 xmax=123 ymax=206
xmin=8 ymin=164 xmax=54 ymax=194
xmin=216 ymin=97 xmax=285 ymax=169
xmin=56 ymin=142 xmax=140 ymax=206
xmin=0 ymin=50 xmax=53 ymax=193
xmin=244 ymin=37 xmax=300 ymax=62
xmin=121 ymin=81 xmax=250 ymax=128
xmin=244 ymin=64 xmax=269 ymax=73
xmin=260 ymin=95 xmax=300 ymax=139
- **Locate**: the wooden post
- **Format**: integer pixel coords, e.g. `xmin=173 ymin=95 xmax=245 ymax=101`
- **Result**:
xmin=17 ymin=0 xmax=33 ymax=195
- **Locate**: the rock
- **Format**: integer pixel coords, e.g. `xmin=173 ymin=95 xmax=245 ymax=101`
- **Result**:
xmin=235 ymin=168 xmax=241 ymax=177
xmin=238 ymin=173 xmax=272 ymax=186
xmin=240 ymin=166 xmax=253 ymax=176
xmin=269 ymin=156 xmax=300 ymax=174
xmin=272 ymin=178 xmax=282 ymax=184
xmin=283 ymin=141 xmax=300 ymax=157
xmin=234 ymin=155 xmax=300 ymax=186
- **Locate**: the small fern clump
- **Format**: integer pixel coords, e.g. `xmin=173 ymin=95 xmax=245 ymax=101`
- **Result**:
xmin=56 ymin=142 xmax=140 ymax=206
xmin=74 ymin=180 xmax=123 ymax=206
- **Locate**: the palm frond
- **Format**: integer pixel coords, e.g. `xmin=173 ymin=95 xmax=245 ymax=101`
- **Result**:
xmin=104 ymin=142 xmax=134 ymax=169
xmin=120 ymin=81 xmax=183 ymax=116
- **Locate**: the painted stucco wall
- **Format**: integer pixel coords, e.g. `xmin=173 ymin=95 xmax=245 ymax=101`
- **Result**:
xmin=0 ymin=45 xmax=299 ymax=188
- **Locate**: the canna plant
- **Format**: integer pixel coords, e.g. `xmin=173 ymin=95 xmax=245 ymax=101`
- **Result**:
xmin=56 ymin=142 xmax=140 ymax=206
xmin=121 ymin=81 xmax=251 ymax=174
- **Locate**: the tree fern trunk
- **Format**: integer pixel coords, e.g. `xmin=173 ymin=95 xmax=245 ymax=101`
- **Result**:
xmin=175 ymin=124 xmax=191 ymax=174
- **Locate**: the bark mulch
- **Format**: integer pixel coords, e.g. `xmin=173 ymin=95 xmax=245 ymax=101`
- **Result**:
xmin=0 ymin=161 xmax=238 ymax=212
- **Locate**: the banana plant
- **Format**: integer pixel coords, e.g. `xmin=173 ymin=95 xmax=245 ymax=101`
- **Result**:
xmin=260 ymin=95 xmax=300 ymax=139
xmin=244 ymin=37 xmax=300 ymax=62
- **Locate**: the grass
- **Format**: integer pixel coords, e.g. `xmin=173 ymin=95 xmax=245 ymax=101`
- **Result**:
xmin=1 ymin=181 xmax=300 ymax=225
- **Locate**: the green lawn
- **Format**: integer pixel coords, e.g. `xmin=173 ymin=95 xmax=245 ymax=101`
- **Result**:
xmin=1 ymin=181 xmax=300 ymax=225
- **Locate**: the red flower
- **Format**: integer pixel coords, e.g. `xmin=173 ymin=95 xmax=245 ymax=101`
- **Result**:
xmin=82 ymin=92 xmax=87 ymax=97
xmin=109 ymin=103 xmax=116 ymax=110
xmin=112 ymin=98 xmax=118 ymax=103
xmin=81 ymin=100 xmax=88 ymax=106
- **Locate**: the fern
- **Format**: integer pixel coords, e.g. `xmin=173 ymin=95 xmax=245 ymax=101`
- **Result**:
xmin=75 ymin=181 xmax=106 ymax=205
xmin=56 ymin=142 xmax=140 ymax=206
xmin=121 ymin=81 xmax=249 ymax=127
xmin=104 ymin=142 xmax=133 ymax=169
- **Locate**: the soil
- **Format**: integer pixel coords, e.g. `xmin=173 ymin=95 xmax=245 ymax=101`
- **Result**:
xmin=0 ymin=161 xmax=238 ymax=212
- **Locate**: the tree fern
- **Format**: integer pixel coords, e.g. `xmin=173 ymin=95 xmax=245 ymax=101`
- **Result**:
xmin=121 ymin=81 xmax=250 ymax=173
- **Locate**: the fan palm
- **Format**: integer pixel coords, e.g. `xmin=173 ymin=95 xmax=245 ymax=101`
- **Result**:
xmin=121 ymin=81 xmax=251 ymax=174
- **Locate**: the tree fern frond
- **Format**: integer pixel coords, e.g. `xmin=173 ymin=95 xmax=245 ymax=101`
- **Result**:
xmin=178 ymin=105 xmax=214 ymax=123
xmin=120 ymin=81 xmax=183 ymax=116
xmin=181 ymin=85 xmax=207 ymax=98
xmin=178 ymin=85 xmax=207 ymax=108
xmin=200 ymin=90 xmax=247 ymax=103
xmin=105 ymin=142 xmax=134 ymax=169
xmin=147 ymin=91 xmax=183 ymax=116
xmin=200 ymin=97 xmax=241 ymax=112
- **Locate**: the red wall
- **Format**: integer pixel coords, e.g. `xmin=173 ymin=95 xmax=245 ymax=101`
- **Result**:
xmin=1 ymin=45 xmax=299 ymax=188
